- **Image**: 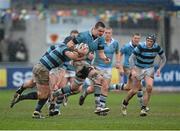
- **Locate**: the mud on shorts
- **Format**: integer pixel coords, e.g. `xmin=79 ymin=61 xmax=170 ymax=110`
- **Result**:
xmin=32 ymin=63 xmax=49 ymax=85
xmin=135 ymin=66 xmax=154 ymax=81
xmin=65 ymin=70 xmax=76 ymax=78
xmin=96 ymin=66 xmax=112 ymax=80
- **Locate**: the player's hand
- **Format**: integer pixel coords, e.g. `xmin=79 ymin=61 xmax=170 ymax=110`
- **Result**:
xmin=103 ymin=57 xmax=110 ymax=64
xmin=156 ymin=69 xmax=161 ymax=77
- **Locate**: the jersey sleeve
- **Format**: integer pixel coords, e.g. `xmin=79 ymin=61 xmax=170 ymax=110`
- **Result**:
xmin=97 ymin=37 xmax=105 ymax=50
xmin=120 ymin=44 xmax=127 ymax=54
xmin=158 ymin=46 xmax=164 ymax=56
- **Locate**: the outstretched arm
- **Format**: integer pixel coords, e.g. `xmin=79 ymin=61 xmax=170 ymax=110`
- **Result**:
xmin=156 ymin=53 xmax=166 ymax=76
xmin=65 ymin=51 xmax=85 ymax=61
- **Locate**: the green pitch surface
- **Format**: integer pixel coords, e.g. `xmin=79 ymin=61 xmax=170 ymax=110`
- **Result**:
xmin=0 ymin=90 xmax=180 ymax=130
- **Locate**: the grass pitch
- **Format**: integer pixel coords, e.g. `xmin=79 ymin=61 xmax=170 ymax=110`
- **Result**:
xmin=0 ymin=90 xmax=180 ymax=130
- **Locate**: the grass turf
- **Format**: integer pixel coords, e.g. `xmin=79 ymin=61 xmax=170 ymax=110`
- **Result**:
xmin=0 ymin=90 xmax=180 ymax=130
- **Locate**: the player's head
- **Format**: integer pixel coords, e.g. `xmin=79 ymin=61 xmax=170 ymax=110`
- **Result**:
xmin=70 ymin=30 xmax=79 ymax=38
xmin=76 ymin=43 xmax=89 ymax=55
xmin=92 ymin=21 xmax=106 ymax=37
xmin=104 ymin=27 xmax=112 ymax=40
xmin=146 ymin=34 xmax=156 ymax=48
xmin=131 ymin=33 xmax=141 ymax=46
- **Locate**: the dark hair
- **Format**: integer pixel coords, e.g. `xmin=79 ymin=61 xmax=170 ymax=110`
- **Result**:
xmin=70 ymin=30 xmax=79 ymax=35
xmin=63 ymin=36 xmax=73 ymax=44
xmin=146 ymin=34 xmax=156 ymax=43
xmin=132 ymin=33 xmax=141 ymax=37
xmin=105 ymin=27 xmax=112 ymax=30
xmin=95 ymin=21 xmax=105 ymax=29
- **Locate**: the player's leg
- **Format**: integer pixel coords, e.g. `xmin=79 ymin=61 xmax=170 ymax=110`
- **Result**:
xmin=32 ymin=63 xmax=50 ymax=119
xmin=140 ymin=68 xmax=154 ymax=116
xmin=79 ymin=78 xmax=94 ymax=105
xmin=121 ymin=67 xmax=143 ymax=116
xmin=10 ymin=91 xmax=38 ymax=108
xmin=88 ymin=68 xmax=110 ymax=114
xmin=10 ymin=79 xmax=36 ymax=108
xmin=49 ymin=66 xmax=88 ymax=113
xmin=99 ymin=68 xmax=112 ymax=112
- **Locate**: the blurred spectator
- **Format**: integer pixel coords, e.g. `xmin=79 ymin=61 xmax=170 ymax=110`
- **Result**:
xmin=0 ymin=29 xmax=5 ymax=62
xmin=173 ymin=49 xmax=179 ymax=64
xmin=0 ymin=41 xmax=2 ymax=61
xmin=168 ymin=49 xmax=180 ymax=64
xmin=8 ymin=38 xmax=28 ymax=62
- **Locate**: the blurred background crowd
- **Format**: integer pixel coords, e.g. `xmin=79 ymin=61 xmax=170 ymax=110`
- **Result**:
xmin=0 ymin=0 xmax=179 ymax=65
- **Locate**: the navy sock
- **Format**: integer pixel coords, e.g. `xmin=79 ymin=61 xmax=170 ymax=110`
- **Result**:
xmin=35 ymin=98 xmax=48 ymax=112
xmin=19 ymin=91 xmax=38 ymax=100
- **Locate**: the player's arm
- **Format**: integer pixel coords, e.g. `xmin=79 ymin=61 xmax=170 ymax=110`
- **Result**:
xmin=129 ymin=45 xmax=140 ymax=78
xmin=129 ymin=53 xmax=137 ymax=78
xmin=64 ymin=50 xmax=85 ymax=61
xmin=115 ymin=52 xmax=121 ymax=68
xmin=156 ymin=51 xmax=166 ymax=77
xmin=98 ymin=49 xmax=110 ymax=64
xmin=115 ymin=41 xmax=122 ymax=72
xmin=118 ymin=52 xmax=124 ymax=74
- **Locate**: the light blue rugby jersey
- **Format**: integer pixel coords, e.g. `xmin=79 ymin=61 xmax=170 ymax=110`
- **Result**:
xmin=75 ymin=30 xmax=105 ymax=64
xmin=93 ymin=38 xmax=120 ymax=68
xmin=40 ymin=43 xmax=71 ymax=70
xmin=120 ymin=41 xmax=137 ymax=68
xmin=133 ymin=42 xmax=164 ymax=68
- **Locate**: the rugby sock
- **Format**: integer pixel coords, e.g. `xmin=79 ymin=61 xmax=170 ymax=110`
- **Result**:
xmin=109 ymin=84 xmax=116 ymax=91
xmin=16 ymin=85 xmax=25 ymax=94
xmin=61 ymin=85 xmax=72 ymax=94
xmin=137 ymin=90 xmax=144 ymax=107
xmin=82 ymin=83 xmax=89 ymax=97
xmin=56 ymin=95 xmax=63 ymax=104
xmin=53 ymin=85 xmax=71 ymax=97
xmin=120 ymin=83 xmax=125 ymax=90
xmin=100 ymin=94 xmax=107 ymax=108
xmin=82 ymin=90 xmax=88 ymax=98
xmin=55 ymin=96 xmax=62 ymax=112
xmin=35 ymin=98 xmax=48 ymax=112
xmin=94 ymin=94 xmax=101 ymax=108
xmin=122 ymin=99 xmax=128 ymax=106
xmin=109 ymin=84 xmax=122 ymax=91
xmin=19 ymin=91 xmax=38 ymax=100
xmin=94 ymin=84 xmax=101 ymax=107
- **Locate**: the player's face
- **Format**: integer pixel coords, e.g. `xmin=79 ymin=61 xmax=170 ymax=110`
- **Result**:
xmin=132 ymin=35 xmax=141 ymax=46
xmin=105 ymin=29 xmax=112 ymax=39
xmin=94 ymin=27 xmax=105 ymax=37
xmin=78 ymin=44 xmax=89 ymax=55
xmin=67 ymin=41 xmax=75 ymax=50
xmin=146 ymin=39 xmax=154 ymax=48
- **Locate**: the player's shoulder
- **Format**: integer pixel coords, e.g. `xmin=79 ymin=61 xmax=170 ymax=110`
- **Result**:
xmin=112 ymin=39 xmax=119 ymax=44
xmin=79 ymin=31 xmax=89 ymax=36
xmin=123 ymin=42 xmax=131 ymax=48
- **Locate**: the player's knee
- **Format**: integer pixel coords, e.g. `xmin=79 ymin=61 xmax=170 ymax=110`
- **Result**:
xmin=38 ymin=92 xmax=49 ymax=99
xmin=146 ymin=85 xmax=153 ymax=93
